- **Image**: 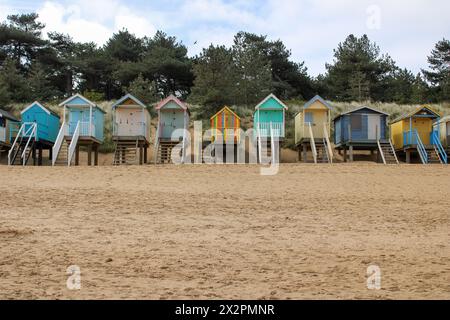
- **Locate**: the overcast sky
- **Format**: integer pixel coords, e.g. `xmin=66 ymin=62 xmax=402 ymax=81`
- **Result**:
xmin=1 ymin=0 xmax=449 ymax=76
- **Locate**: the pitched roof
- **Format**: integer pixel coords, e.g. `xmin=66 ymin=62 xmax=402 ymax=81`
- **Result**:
xmin=155 ymin=94 xmax=189 ymax=113
xmin=340 ymin=106 xmax=389 ymax=116
xmin=391 ymin=105 xmax=440 ymax=123
xmin=0 ymin=108 xmax=19 ymax=122
xmin=210 ymin=106 xmax=241 ymax=120
xmin=255 ymin=93 xmax=288 ymax=110
xmin=303 ymin=95 xmax=333 ymax=110
xmin=112 ymin=93 xmax=147 ymax=109
xmin=21 ymin=101 xmax=60 ymax=118
xmin=58 ymin=94 xmax=106 ymax=114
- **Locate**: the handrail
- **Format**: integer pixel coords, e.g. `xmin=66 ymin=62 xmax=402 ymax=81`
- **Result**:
xmin=415 ymin=130 xmax=428 ymax=164
xmin=389 ymin=139 xmax=399 ymax=164
xmin=323 ymin=123 xmax=333 ymax=163
xmin=8 ymin=123 xmax=25 ymax=165
xmin=431 ymin=131 xmax=447 ymax=164
xmin=377 ymin=139 xmax=386 ymax=165
xmin=52 ymin=122 xmax=66 ymax=166
xmin=68 ymin=121 xmax=80 ymax=166
xmin=270 ymin=122 xmax=276 ymax=164
xmin=154 ymin=122 xmax=160 ymax=164
xmin=257 ymin=125 xmax=262 ymax=164
xmin=21 ymin=123 xmax=37 ymax=165
xmin=308 ymin=122 xmax=317 ymax=164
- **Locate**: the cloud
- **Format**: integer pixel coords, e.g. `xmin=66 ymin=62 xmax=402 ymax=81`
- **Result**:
xmin=3 ymin=0 xmax=449 ymax=76
xmin=36 ymin=0 xmax=157 ymax=44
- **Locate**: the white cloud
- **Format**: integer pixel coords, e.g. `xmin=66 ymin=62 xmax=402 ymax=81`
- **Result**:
xmin=4 ymin=0 xmax=448 ymax=76
xmin=114 ymin=6 xmax=156 ymax=38
xmin=36 ymin=0 xmax=157 ymax=44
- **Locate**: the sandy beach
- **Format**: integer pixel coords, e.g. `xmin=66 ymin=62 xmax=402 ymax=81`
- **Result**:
xmin=0 ymin=163 xmax=449 ymax=299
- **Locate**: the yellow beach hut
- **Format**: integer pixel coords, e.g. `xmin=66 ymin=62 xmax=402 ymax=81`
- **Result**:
xmin=390 ymin=106 xmax=447 ymax=164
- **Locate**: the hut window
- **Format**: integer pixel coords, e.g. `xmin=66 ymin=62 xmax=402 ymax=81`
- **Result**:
xmin=0 ymin=118 xmax=5 ymax=127
xmin=351 ymin=115 xmax=362 ymax=130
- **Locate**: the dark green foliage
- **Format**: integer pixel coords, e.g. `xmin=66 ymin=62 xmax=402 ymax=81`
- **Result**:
xmin=422 ymin=38 xmax=450 ymax=102
xmin=0 ymin=12 xmax=447 ymax=108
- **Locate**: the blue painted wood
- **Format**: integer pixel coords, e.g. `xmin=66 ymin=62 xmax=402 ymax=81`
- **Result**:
xmin=21 ymin=102 xmax=60 ymax=143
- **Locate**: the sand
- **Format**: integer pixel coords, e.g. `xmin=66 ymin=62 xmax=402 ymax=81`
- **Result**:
xmin=0 ymin=163 xmax=449 ymax=300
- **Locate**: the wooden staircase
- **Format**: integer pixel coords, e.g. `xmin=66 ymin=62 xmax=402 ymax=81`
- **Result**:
xmin=9 ymin=139 xmax=34 ymax=166
xmin=377 ymin=139 xmax=399 ymax=164
xmin=54 ymin=139 xmax=69 ymax=166
xmin=155 ymin=140 xmax=180 ymax=164
xmin=258 ymin=140 xmax=273 ymax=164
xmin=427 ymin=147 xmax=443 ymax=164
xmin=113 ymin=140 xmax=138 ymax=165
xmin=315 ymin=140 xmax=329 ymax=163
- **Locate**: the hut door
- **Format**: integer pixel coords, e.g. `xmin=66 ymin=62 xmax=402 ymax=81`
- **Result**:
xmin=367 ymin=115 xmax=379 ymax=140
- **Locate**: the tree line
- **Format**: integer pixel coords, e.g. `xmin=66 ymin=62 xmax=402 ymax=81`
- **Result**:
xmin=0 ymin=13 xmax=449 ymax=117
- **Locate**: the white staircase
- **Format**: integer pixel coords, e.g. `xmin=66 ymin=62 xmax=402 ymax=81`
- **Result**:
xmin=8 ymin=122 xmax=37 ymax=166
xmin=377 ymin=139 xmax=399 ymax=165
xmin=52 ymin=121 xmax=80 ymax=166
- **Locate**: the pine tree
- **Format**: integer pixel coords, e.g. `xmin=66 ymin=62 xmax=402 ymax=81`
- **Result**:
xmin=233 ymin=32 xmax=272 ymax=106
xmin=28 ymin=61 xmax=55 ymax=100
xmin=190 ymin=45 xmax=238 ymax=115
xmin=0 ymin=58 xmax=29 ymax=102
xmin=126 ymin=73 xmax=158 ymax=105
xmin=423 ymin=39 xmax=450 ymax=102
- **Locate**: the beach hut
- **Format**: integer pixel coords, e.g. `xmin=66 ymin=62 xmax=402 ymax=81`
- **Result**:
xmin=294 ymin=95 xmax=333 ymax=163
xmin=253 ymin=94 xmax=288 ymax=164
xmin=435 ymin=115 xmax=450 ymax=156
xmin=209 ymin=106 xmax=241 ymax=163
xmin=112 ymin=94 xmax=151 ymax=165
xmin=390 ymin=106 xmax=447 ymax=164
xmin=0 ymin=108 xmax=19 ymax=161
xmin=52 ymin=94 xmax=105 ymax=166
xmin=8 ymin=102 xmax=60 ymax=166
xmin=334 ymin=106 xmax=398 ymax=164
xmin=154 ymin=95 xmax=190 ymax=164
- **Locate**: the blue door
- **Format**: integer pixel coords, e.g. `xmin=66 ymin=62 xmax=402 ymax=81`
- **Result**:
xmin=69 ymin=110 xmax=82 ymax=135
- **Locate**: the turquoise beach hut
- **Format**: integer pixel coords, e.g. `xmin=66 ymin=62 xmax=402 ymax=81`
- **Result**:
xmin=253 ymin=94 xmax=288 ymax=163
xmin=52 ymin=94 xmax=105 ymax=166
xmin=8 ymin=102 xmax=60 ymax=166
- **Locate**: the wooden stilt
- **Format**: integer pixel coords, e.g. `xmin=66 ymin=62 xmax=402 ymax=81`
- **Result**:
xmin=343 ymin=147 xmax=347 ymax=162
xmin=49 ymin=147 xmax=52 ymax=160
xmin=406 ymin=150 xmax=411 ymax=164
xmin=87 ymin=144 xmax=92 ymax=166
xmin=144 ymin=145 xmax=148 ymax=164
xmin=349 ymin=145 xmax=354 ymax=162
xmin=75 ymin=145 xmax=80 ymax=166
xmin=38 ymin=145 xmax=43 ymax=166
xmin=302 ymin=143 xmax=307 ymax=163
xmin=94 ymin=144 xmax=99 ymax=166
xmin=298 ymin=147 xmax=302 ymax=162
xmin=139 ymin=146 xmax=143 ymax=165
xmin=32 ymin=145 xmax=36 ymax=166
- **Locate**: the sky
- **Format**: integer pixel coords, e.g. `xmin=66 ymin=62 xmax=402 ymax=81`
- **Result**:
xmin=1 ymin=0 xmax=449 ymax=76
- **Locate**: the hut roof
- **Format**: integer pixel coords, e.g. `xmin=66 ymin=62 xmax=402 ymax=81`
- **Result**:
xmin=155 ymin=94 xmax=189 ymax=114
xmin=210 ymin=106 xmax=241 ymax=120
xmin=0 ymin=108 xmax=19 ymax=122
xmin=391 ymin=106 xmax=440 ymax=124
xmin=334 ymin=106 xmax=389 ymax=121
xmin=112 ymin=93 xmax=147 ymax=109
xmin=58 ymin=94 xmax=106 ymax=114
xmin=255 ymin=93 xmax=288 ymax=111
xmin=21 ymin=101 xmax=60 ymax=118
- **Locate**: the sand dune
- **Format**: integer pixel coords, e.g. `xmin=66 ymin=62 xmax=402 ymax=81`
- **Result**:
xmin=0 ymin=164 xmax=449 ymax=299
